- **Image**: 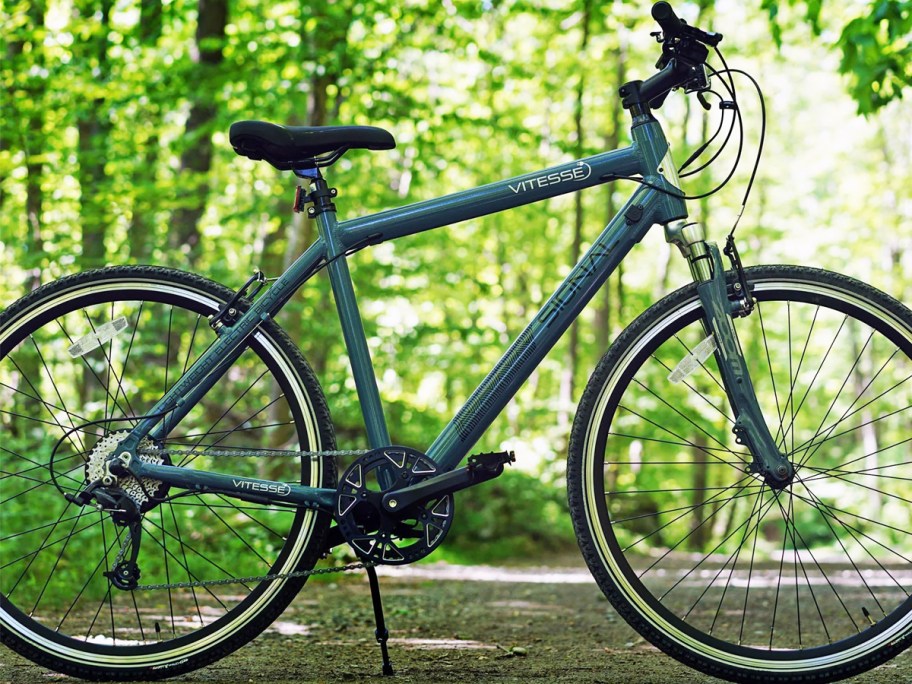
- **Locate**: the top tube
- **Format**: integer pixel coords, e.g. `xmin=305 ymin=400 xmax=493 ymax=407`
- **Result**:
xmin=337 ymin=146 xmax=642 ymax=249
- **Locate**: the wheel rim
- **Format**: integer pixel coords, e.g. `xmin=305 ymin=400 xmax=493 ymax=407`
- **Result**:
xmin=0 ymin=277 xmax=326 ymax=667
xmin=582 ymin=273 xmax=912 ymax=671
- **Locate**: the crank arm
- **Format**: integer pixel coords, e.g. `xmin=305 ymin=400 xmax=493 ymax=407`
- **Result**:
xmin=380 ymin=451 xmax=514 ymax=514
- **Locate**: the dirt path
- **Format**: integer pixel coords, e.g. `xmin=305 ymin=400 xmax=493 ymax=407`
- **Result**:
xmin=2 ymin=559 xmax=910 ymax=683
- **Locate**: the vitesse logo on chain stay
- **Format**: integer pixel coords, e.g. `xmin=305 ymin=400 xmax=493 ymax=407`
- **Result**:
xmin=232 ymin=479 xmax=291 ymax=496
xmin=508 ymin=161 xmax=592 ymax=194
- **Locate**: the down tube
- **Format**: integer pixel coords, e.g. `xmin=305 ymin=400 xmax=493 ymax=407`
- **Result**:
xmin=427 ymin=184 xmax=662 ymax=471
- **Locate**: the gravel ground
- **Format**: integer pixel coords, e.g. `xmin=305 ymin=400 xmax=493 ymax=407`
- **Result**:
xmin=2 ymin=557 xmax=910 ymax=684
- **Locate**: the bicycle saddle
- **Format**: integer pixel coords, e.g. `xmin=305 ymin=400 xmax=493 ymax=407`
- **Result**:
xmin=229 ymin=120 xmax=396 ymax=170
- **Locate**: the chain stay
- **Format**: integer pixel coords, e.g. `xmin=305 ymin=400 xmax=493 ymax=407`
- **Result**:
xmin=123 ymin=446 xmax=371 ymax=591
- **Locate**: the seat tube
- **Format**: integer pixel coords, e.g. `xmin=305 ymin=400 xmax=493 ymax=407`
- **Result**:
xmin=309 ymin=176 xmax=391 ymax=449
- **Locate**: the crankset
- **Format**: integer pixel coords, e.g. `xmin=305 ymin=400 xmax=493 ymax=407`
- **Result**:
xmin=335 ymin=447 xmax=455 ymax=565
xmin=335 ymin=446 xmax=515 ymax=565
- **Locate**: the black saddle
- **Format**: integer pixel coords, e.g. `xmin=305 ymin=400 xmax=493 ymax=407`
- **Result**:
xmin=229 ymin=120 xmax=396 ymax=170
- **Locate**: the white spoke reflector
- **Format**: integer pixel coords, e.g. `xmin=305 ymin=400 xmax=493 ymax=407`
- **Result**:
xmin=668 ymin=334 xmax=717 ymax=383
xmin=67 ymin=316 xmax=129 ymax=357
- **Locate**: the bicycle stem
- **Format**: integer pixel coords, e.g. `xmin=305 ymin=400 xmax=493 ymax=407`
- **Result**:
xmin=665 ymin=220 xmax=794 ymax=489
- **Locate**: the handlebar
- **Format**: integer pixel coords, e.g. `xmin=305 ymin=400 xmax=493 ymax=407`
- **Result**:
xmin=652 ymin=2 xmax=685 ymax=39
xmin=652 ymin=1 xmax=723 ymax=48
xmin=619 ymin=2 xmax=723 ymax=111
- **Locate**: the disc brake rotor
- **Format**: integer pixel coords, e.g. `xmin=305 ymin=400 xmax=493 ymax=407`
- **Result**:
xmin=335 ymin=446 xmax=454 ymax=565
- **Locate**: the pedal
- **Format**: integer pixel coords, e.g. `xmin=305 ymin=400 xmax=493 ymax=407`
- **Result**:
xmin=467 ymin=450 xmax=516 ymax=474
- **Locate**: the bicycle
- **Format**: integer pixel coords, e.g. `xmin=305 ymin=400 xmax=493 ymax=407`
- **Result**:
xmin=2 ymin=3 xmax=911 ymax=682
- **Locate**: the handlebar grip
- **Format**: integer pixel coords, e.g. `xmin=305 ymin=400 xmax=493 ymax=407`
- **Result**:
xmin=652 ymin=2 xmax=684 ymax=38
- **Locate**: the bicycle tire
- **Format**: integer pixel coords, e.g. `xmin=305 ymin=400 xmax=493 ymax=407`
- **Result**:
xmin=0 ymin=266 xmax=336 ymax=680
xmin=568 ymin=265 xmax=912 ymax=683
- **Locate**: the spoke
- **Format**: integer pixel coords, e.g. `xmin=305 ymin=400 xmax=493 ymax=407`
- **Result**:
xmin=159 ymin=499 xmax=177 ymax=636
xmin=617 ymin=404 xmax=748 ymax=468
xmin=794 ymin=329 xmax=875 ymax=468
xmin=756 ymin=302 xmax=787 ymax=448
xmin=164 ymin=307 xmax=173 ymax=397
xmin=783 ymin=313 xmax=847 ymax=454
xmin=789 ymin=401 xmax=911 ymax=471
xmin=655 ymin=341 xmax=733 ymax=425
xmin=55 ymin=318 xmax=134 ymax=427
xmin=178 ymin=369 xmax=270 ymax=466
xmin=0 ymin=467 xmax=81 ymax=491
xmin=738 ymin=481 xmax=766 ymax=645
xmin=0 ymin=515 xmax=96 ymax=572
xmin=1 ymin=511 xmax=89 ymax=543
xmin=166 ymin=500 xmax=205 ymax=629
xmin=792 ymin=412 xmax=911 ymax=476
xmin=178 ymin=394 xmax=287 ymax=468
xmin=169 ymin=420 xmax=297 ymax=442
xmin=0 ymin=379 xmax=97 ymax=426
xmin=196 ymin=498 xmax=276 ymax=568
xmin=769 ymin=490 xmax=795 ymax=649
xmin=608 ymin=432 xmax=750 ymax=459
xmin=0 ymin=407 xmax=99 ymax=435
xmin=801 ymin=457 xmax=912 ymax=485
xmin=788 ymin=490 xmax=912 ymax=566
xmin=611 ymin=487 xmax=762 ymax=526
xmin=773 ymin=489 xmax=852 ymax=640
xmin=627 ymin=473 xmax=759 ymax=567
xmin=141 ymin=516 xmax=252 ymax=596
xmin=806 ymin=466 xmax=912 ymax=508
xmin=182 ymin=314 xmax=204 ymax=375
xmin=0 ymin=471 xmax=84 ymax=505
xmin=28 ymin=506 xmax=95 ymax=614
xmin=30 ymin=335 xmax=86 ymax=451
xmin=630 ymin=378 xmax=745 ymax=463
xmin=119 ymin=300 xmax=144 ymax=412
xmin=10 ymin=356 xmax=84 ymax=456
xmin=1 ymin=452 xmax=85 ymax=490
xmin=705 ymin=482 xmax=769 ymax=637
xmin=80 ymin=308 xmax=139 ymax=421
xmin=213 ymin=493 xmax=290 ymax=540
xmin=796 ymin=479 xmax=895 ymax=614
xmin=54 ymin=540 xmax=118 ymax=633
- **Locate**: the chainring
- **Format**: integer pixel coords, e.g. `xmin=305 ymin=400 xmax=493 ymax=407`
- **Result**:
xmin=334 ymin=446 xmax=454 ymax=565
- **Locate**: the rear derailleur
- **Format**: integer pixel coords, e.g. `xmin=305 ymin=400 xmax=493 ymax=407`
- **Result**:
xmin=66 ymin=481 xmax=145 ymax=590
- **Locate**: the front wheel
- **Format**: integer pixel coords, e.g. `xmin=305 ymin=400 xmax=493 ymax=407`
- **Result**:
xmin=0 ymin=266 xmax=336 ymax=680
xmin=568 ymin=265 xmax=912 ymax=683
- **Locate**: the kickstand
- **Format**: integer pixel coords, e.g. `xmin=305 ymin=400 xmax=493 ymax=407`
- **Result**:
xmin=366 ymin=565 xmax=395 ymax=676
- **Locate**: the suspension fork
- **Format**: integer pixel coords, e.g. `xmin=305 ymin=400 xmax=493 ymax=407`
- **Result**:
xmin=665 ymin=221 xmax=793 ymax=489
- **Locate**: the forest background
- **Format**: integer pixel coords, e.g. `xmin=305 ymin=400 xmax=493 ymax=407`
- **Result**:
xmin=2 ymin=0 xmax=911 ymax=561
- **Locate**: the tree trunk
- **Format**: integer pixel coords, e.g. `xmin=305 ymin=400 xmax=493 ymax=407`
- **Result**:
xmin=169 ymin=0 xmax=228 ymax=266
xmin=595 ymin=32 xmax=627 ymax=353
xmin=128 ymin=0 xmax=165 ymax=261
xmin=75 ymin=0 xmax=114 ymax=270
xmin=558 ymin=0 xmax=592 ymax=433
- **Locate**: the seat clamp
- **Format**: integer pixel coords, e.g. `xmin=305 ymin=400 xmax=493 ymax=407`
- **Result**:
xmin=294 ymin=182 xmax=338 ymax=218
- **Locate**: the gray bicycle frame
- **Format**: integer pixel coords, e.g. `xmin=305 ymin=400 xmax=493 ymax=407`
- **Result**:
xmin=124 ymin=116 xmax=688 ymax=510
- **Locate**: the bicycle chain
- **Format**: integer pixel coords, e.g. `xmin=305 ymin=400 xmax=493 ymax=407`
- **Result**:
xmin=138 ymin=447 xmax=369 ymax=461
xmin=122 ymin=446 xmax=373 ymax=591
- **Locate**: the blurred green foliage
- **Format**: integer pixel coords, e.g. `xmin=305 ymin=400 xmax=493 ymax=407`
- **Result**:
xmin=1 ymin=0 xmax=910 ymax=562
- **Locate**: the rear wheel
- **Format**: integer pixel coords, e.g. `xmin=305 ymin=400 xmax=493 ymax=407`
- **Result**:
xmin=569 ymin=265 xmax=912 ymax=682
xmin=0 ymin=266 xmax=336 ymax=680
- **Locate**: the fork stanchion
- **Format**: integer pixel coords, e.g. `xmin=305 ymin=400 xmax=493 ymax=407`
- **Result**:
xmin=366 ymin=565 xmax=395 ymax=676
